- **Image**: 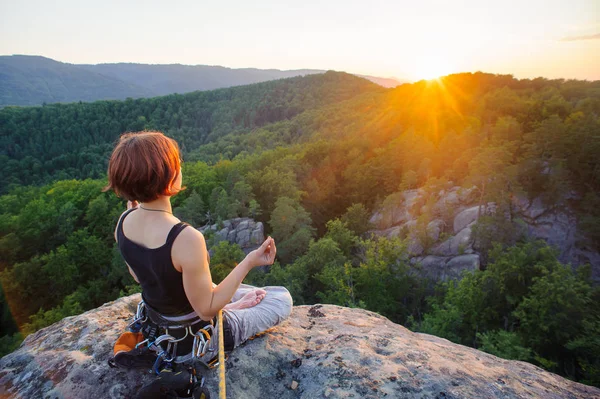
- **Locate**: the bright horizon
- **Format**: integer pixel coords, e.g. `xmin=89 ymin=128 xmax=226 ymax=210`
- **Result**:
xmin=0 ymin=0 xmax=598 ymax=82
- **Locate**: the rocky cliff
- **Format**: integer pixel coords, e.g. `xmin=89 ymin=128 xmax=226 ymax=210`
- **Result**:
xmin=199 ymin=217 xmax=265 ymax=255
xmin=1 ymin=294 xmax=598 ymax=398
xmin=370 ymin=186 xmax=600 ymax=282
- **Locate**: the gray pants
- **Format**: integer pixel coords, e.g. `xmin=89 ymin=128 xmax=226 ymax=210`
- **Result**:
xmin=204 ymin=284 xmax=293 ymax=361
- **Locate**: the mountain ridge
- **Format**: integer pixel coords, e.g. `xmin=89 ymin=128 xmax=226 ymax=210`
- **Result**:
xmin=0 ymin=55 xmax=403 ymax=106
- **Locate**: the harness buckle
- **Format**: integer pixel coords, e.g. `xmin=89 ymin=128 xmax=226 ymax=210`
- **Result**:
xmin=128 ymin=301 xmax=148 ymax=332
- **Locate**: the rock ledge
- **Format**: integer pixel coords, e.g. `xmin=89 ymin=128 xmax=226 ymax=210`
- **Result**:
xmin=1 ymin=294 xmax=598 ymax=398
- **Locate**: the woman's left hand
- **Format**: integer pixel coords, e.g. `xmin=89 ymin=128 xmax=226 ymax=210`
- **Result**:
xmin=127 ymin=200 xmax=139 ymax=210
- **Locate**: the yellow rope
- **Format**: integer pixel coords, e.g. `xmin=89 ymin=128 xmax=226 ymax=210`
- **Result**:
xmin=217 ymin=309 xmax=226 ymax=399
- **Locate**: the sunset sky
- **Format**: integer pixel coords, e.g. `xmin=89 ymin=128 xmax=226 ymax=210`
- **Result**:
xmin=1 ymin=0 xmax=598 ymax=81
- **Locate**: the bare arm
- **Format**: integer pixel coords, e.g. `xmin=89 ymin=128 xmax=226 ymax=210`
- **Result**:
xmin=127 ymin=264 xmax=140 ymax=283
xmin=115 ymin=201 xmax=140 ymax=283
xmin=176 ymin=229 xmax=275 ymax=321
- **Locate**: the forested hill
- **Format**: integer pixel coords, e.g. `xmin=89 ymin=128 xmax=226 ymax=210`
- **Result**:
xmin=0 ymin=71 xmax=381 ymax=192
xmin=0 ymin=55 xmax=403 ymax=107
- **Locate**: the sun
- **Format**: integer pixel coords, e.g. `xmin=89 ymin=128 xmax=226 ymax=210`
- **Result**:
xmin=414 ymin=57 xmax=456 ymax=80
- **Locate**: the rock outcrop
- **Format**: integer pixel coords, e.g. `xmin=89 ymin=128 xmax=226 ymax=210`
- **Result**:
xmin=1 ymin=294 xmax=598 ymax=398
xmin=371 ymin=186 xmax=600 ymax=282
xmin=199 ymin=217 xmax=265 ymax=254
xmin=515 ymin=196 xmax=600 ymax=280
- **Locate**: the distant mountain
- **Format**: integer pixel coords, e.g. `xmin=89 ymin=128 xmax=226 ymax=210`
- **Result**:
xmin=0 ymin=55 xmax=154 ymax=106
xmin=0 ymin=55 xmax=403 ymax=106
xmin=357 ymin=74 xmax=403 ymax=88
xmin=79 ymin=63 xmax=325 ymax=97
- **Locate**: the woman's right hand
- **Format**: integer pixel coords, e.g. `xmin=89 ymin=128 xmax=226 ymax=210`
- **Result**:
xmin=247 ymin=236 xmax=276 ymax=267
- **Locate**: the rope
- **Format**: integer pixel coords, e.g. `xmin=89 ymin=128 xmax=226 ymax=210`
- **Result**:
xmin=217 ymin=309 xmax=226 ymax=399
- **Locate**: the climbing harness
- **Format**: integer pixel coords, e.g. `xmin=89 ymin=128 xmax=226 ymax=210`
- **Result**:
xmin=129 ymin=301 xmax=229 ymax=370
xmin=110 ymin=300 xmax=231 ymax=398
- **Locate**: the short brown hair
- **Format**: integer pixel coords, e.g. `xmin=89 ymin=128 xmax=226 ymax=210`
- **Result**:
xmin=103 ymin=131 xmax=184 ymax=202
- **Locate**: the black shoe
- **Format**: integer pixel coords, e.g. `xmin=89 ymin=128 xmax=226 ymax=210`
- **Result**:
xmin=192 ymin=384 xmax=211 ymax=399
xmin=135 ymin=368 xmax=194 ymax=398
xmin=110 ymin=346 xmax=157 ymax=369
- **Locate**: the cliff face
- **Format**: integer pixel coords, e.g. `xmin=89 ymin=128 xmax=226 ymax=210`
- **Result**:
xmin=1 ymin=294 xmax=598 ymax=399
xmin=199 ymin=217 xmax=265 ymax=255
xmin=370 ymin=186 xmax=600 ymax=282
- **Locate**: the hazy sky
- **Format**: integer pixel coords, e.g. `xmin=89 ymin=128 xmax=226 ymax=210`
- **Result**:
xmin=1 ymin=0 xmax=598 ymax=81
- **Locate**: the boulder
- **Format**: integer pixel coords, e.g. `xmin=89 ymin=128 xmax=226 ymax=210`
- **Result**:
xmin=217 ymin=227 xmax=229 ymax=241
xmin=426 ymin=219 xmax=445 ymax=242
xmin=385 ymin=226 xmax=402 ymax=238
xmin=402 ymin=189 xmax=421 ymax=214
xmin=237 ymin=220 xmax=250 ymax=231
xmin=453 ymin=203 xmax=497 ymax=234
xmin=199 ymin=217 xmax=265 ymax=254
xmin=235 ymin=229 xmax=251 ymax=248
xmin=250 ymin=223 xmax=264 ymax=246
xmin=445 ymin=254 xmax=481 ymax=279
xmin=227 ymin=229 xmax=237 ymax=242
xmin=407 ymin=238 xmax=424 ymax=256
xmin=368 ymin=211 xmax=384 ymax=227
xmin=433 ymin=191 xmax=460 ymax=215
xmin=430 ymin=226 xmax=474 ymax=257
xmin=517 ymin=196 xmax=547 ymax=219
xmin=413 ymin=256 xmax=449 ymax=280
xmin=388 ymin=207 xmax=410 ymax=227
xmin=457 ymin=186 xmax=477 ymax=203
xmin=401 ymin=219 xmax=417 ymax=231
xmin=453 ymin=206 xmax=480 ymax=234
xmin=370 ymin=226 xmax=401 ymax=238
xmin=1 ymin=296 xmax=598 ymax=399
xmin=402 ymin=189 xmax=421 ymax=205
xmin=370 ymin=190 xmax=422 ymax=229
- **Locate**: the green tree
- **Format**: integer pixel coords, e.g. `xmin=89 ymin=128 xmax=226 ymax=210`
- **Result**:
xmin=269 ymin=197 xmax=315 ymax=263
xmin=340 ymin=203 xmax=371 ymax=236
xmin=297 ymin=237 xmax=348 ymax=303
xmin=471 ymin=214 xmax=525 ymax=265
xmin=230 ymin=180 xmax=255 ymax=217
xmin=174 ymin=190 xmax=207 ymax=227
xmin=210 ymin=187 xmax=230 ymax=221
xmin=467 ymin=143 xmax=516 ymax=217
xmin=353 ymin=236 xmax=424 ymax=323
xmin=477 ymin=330 xmax=532 ymax=362
xmin=248 ymin=199 xmax=262 ymax=219
xmin=399 ymin=170 xmax=418 ymax=191
xmin=514 ymin=263 xmax=594 ymax=374
xmin=209 ymin=241 xmax=245 ymax=284
xmin=247 ymin=168 xmax=301 ymax=217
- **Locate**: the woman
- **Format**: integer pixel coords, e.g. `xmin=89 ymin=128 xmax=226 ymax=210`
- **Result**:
xmin=104 ymin=131 xmax=293 ymax=365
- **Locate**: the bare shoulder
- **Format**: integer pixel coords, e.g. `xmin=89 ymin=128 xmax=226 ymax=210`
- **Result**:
xmin=172 ymin=226 xmax=207 ymax=270
xmin=177 ymin=225 xmax=206 ymax=245
xmin=114 ymin=208 xmax=132 ymax=241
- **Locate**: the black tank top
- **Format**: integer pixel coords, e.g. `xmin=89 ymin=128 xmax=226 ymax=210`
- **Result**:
xmin=116 ymin=208 xmax=195 ymax=316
